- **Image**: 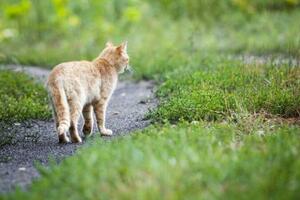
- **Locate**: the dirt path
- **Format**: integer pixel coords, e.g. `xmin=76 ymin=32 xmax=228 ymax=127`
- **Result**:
xmin=234 ymin=54 xmax=300 ymax=66
xmin=0 ymin=65 xmax=156 ymax=193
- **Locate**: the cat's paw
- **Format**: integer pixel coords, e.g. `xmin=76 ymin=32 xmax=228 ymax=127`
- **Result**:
xmin=59 ymin=135 xmax=70 ymax=144
xmin=101 ymin=129 xmax=113 ymax=136
xmin=71 ymin=136 xmax=82 ymax=143
xmin=83 ymin=124 xmax=93 ymax=137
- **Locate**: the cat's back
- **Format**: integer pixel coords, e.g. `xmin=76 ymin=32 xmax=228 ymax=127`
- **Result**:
xmin=48 ymin=60 xmax=95 ymax=84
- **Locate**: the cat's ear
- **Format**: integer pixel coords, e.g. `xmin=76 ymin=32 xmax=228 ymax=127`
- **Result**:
xmin=106 ymin=41 xmax=113 ymax=47
xmin=116 ymin=41 xmax=128 ymax=54
xmin=122 ymin=41 xmax=128 ymax=52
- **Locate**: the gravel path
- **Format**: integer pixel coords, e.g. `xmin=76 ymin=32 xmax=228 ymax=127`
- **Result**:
xmin=0 ymin=65 xmax=156 ymax=193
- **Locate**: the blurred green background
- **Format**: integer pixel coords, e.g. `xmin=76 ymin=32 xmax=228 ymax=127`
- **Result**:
xmin=0 ymin=0 xmax=299 ymax=72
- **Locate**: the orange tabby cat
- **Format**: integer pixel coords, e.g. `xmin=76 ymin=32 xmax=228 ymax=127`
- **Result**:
xmin=47 ymin=41 xmax=130 ymax=143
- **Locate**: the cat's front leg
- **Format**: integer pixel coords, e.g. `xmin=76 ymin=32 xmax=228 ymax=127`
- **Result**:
xmin=93 ymin=98 xmax=113 ymax=136
xmin=82 ymin=104 xmax=93 ymax=137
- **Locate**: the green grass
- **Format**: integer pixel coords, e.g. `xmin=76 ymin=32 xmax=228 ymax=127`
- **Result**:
xmin=151 ymin=57 xmax=300 ymax=122
xmin=2 ymin=53 xmax=299 ymax=200
xmin=1 ymin=1 xmax=300 ymax=199
xmin=0 ymin=70 xmax=51 ymax=122
xmin=4 ymin=123 xmax=300 ymax=200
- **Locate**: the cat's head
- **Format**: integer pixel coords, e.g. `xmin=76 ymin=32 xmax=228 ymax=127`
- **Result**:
xmin=100 ymin=41 xmax=130 ymax=73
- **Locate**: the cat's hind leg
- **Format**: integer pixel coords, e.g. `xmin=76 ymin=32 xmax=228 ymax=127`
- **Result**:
xmin=82 ymin=104 xmax=93 ymax=137
xmin=69 ymin=100 xmax=83 ymax=143
xmin=49 ymin=85 xmax=70 ymax=143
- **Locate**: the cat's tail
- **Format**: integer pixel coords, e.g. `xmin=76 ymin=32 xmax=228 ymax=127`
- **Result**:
xmin=48 ymin=81 xmax=70 ymax=136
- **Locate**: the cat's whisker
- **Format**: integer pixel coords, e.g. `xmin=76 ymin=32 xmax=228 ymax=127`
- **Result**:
xmin=126 ymin=65 xmax=134 ymax=74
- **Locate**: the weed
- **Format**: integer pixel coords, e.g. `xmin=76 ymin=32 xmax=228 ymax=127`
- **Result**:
xmin=0 ymin=70 xmax=51 ymax=122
